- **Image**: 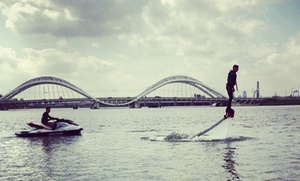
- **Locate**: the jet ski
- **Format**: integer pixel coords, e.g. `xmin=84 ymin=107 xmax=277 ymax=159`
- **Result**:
xmin=15 ymin=118 xmax=83 ymax=137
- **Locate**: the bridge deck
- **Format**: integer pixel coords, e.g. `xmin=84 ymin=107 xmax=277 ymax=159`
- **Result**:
xmin=0 ymin=97 xmax=266 ymax=109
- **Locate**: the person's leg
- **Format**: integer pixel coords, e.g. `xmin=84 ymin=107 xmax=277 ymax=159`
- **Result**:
xmin=45 ymin=122 xmax=56 ymax=130
xmin=226 ymin=86 xmax=233 ymax=111
xmin=51 ymin=122 xmax=57 ymax=130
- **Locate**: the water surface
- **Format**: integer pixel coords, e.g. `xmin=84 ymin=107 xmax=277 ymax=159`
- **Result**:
xmin=1 ymin=106 xmax=299 ymax=180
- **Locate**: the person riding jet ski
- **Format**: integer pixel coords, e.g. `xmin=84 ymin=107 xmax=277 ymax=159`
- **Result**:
xmin=41 ymin=107 xmax=57 ymax=130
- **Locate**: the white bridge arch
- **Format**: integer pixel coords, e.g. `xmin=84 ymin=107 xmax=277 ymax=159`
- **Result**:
xmin=135 ymin=75 xmax=226 ymax=99
xmin=0 ymin=75 xmax=227 ymax=107
xmin=0 ymin=76 xmax=96 ymax=101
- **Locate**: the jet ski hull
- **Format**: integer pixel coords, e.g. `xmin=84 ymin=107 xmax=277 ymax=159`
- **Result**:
xmin=15 ymin=128 xmax=83 ymax=137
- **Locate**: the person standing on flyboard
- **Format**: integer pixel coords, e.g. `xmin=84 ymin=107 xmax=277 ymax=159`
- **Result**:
xmin=225 ymin=64 xmax=239 ymax=118
xmin=190 ymin=65 xmax=239 ymax=139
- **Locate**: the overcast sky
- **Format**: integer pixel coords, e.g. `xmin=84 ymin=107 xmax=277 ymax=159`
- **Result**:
xmin=0 ymin=0 xmax=299 ymax=98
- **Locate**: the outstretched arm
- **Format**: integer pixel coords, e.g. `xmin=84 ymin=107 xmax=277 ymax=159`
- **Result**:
xmin=48 ymin=114 xmax=56 ymax=120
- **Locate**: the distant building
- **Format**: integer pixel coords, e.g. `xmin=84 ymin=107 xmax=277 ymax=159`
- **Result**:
xmin=256 ymin=81 xmax=260 ymax=98
xmin=243 ymin=91 xmax=247 ymax=98
xmin=194 ymin=94 xmax=205 ymax=98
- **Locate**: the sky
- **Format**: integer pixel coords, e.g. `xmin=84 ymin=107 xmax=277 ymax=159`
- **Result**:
xmin=0 ymin=0 xmax=299 ymax=98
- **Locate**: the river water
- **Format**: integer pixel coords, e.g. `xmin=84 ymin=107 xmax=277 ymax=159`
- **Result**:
xmin=0 ymin=106 xmax=299 ymax=181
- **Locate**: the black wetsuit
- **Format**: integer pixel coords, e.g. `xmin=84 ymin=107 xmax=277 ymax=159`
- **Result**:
xmin=226 ymin=70 xmax=237 ymax=111
xmin=41 ymin=112 xmax=56 ymax=129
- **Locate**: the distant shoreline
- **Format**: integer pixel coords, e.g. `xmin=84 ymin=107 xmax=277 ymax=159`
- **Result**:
xmin=1 ymin=97 xmax=300 ymax=110
xmin=258 ymin=97 xmax=300 ymax=106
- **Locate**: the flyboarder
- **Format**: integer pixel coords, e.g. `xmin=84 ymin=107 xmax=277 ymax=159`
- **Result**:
xmin=225 ymin=64 xmax=239 ymax=118
xmin=191 ymin=65 xmax=240 ymax=139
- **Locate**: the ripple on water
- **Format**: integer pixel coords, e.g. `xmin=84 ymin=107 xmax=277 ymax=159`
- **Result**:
xmin=141 ymin=132 xmax=253 ymax=143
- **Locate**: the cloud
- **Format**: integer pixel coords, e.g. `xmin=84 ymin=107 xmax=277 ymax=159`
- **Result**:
xmin=0 ymin=46 xmax=33 ymax=92
xmin=0 ymin=0 xmax=149 ymax=37
xmin=0 ymin=0 xmax=298 ymax=98
xmin=0 ymin=47 xmax=115 ymax=94
xmin=56 ymin=39 xmax=67 ymax=48
xmin=20 ymin=48 xmax=113 ymax=75
xmin=91 ymin=42 xmax=101 ymax=48
xmin=0 ymin=47 xmax=18 ymax=65
xmin=284 ymin=31 xmax=300 ymax=55
xmin=0 ymin=0 xmax=270 ymax=38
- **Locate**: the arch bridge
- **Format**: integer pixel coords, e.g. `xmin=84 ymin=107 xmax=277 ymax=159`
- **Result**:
xmin=0 ymin=75 xmax=230 ymax=109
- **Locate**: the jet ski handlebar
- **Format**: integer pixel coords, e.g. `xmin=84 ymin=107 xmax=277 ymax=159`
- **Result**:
xmin=54 ymin=118 xmax=79 ymax=126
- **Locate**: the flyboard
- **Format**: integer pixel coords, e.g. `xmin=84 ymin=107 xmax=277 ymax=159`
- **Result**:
xmin=191 ymin=108 xmax=235 ymax=139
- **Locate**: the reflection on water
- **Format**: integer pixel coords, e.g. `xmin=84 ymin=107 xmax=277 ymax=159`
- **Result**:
xmin=223 ymin=143 xmax=240 ymax=181
xmin=144 ymin=131 xmax=245 ymax=180
xmin=26 ymin=136 xmax=81 ymax=179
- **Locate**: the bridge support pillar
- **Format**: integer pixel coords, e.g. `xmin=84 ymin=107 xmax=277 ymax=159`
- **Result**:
xmin=129 ymin=101 xmax=140 ymax=108
xmin=91 ymin=101 xmax=100 ymax=109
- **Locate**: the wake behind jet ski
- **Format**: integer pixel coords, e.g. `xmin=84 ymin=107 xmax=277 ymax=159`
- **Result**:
xmin=15 ymin=118 xmax=83 ymax=137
